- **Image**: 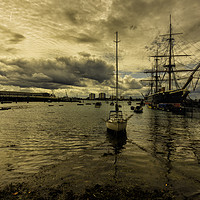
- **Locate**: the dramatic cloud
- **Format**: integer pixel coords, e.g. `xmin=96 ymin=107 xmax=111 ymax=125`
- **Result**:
xmin=121 ymin=75 xmax=143 ymax=90
xmin=0 ymin=56 xmax=114 ymax=90
xmin=78 ymin=52 xmax=91 ymax=58
xmin=0 ymin=0 xmax=199 ymax=97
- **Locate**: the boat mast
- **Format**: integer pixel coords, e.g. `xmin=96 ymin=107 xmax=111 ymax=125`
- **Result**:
xmin=168 ymin=15 xmax=173 ymax=90
xmin=145 ymin=16 xmax=193 ymax=93
xmin=115 ymin=31 xmax=120 ymax=112
xmin=155 ymin=47 xmax=159 ymax=93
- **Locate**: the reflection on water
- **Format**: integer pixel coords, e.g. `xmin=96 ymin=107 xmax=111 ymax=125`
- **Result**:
xmin=0 ymin=102 xmax=107 ymax=187
xmin=0 ymin=102 xmax=200 ymax=199
xmin=149 ymin=113 xmax=174 ymax=191
xmin=106 ymin=130 xmax=127 ymax=155
xmin=106 ymin=130 xmax=127 ymax=183
xmin=130 ymin=109 xmax=200 ymax=199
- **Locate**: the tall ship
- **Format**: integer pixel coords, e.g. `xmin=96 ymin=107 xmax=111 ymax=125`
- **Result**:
xmin=144 ymin=16 xmax=200 ymax=108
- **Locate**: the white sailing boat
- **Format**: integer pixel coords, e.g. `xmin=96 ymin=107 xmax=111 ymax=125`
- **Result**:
xmin=106 ymin=32 xmax=129 ymax=132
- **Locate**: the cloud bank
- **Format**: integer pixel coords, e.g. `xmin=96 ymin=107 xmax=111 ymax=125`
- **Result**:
xmin=0 ymin=57 xmax=114 ymax=89
xmin=0 ymin=0 xmax=199 ymax=97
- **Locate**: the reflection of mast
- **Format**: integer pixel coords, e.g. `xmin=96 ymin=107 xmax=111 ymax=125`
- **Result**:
xmin=106 ymin=131 xmax=127 ymax=183
xmin=114 ymin=150 xmax=118 ymax=183
xmin=165 ymin=116 xmax=173 ymax=186
xmin=150 ymin=112 xmax=174 ymax=188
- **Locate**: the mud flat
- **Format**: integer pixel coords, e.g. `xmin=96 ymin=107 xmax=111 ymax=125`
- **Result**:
xmin=0 ymin=182 xmax=175 ymax=200
xmin=0 ymin=152 xmax=176 ymax=200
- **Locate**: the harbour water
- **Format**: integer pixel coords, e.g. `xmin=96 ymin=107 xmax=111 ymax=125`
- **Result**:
xmin=0 ymin=101 xmax=200 ymax=199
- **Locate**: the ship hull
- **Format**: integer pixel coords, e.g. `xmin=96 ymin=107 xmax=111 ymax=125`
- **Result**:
xmin=145 ymin=89 xmax=189 ymax=106
xmin=106 ymin=120 xmax=127 ymax=132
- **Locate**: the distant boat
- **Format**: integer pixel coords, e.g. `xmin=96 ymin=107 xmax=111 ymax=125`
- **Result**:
xmin=95 ymin=102 xmax=102 ymax=108
xmin=77 ymin=103 xmax=84 ymax=106
xmin=106 ymin=32 xmax=132 ymax=132
xmin=110 ymin=102 xmax=114 ymax=106
xmin=0 ymin=107 xmax=11 ymax=110
xmin=134 ymin=106 xmax=143 ymax=113
xmin=1 ymin=101 xmax=12 ymax=104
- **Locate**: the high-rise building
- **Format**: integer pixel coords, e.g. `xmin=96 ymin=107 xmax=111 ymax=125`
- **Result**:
xmin=99 ymin=93 xmax=106 ymax=99
xmin=89 ymin=93 xmax=95 ymax=100
xmin=110 ymin=95 xmax=116 ymax=100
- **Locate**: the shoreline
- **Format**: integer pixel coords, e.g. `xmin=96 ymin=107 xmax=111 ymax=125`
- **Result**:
xmin=0 ymin=152 xmax=177 ymax=200
xmin=0 ymin=182 xmax=175 ymax=200
xmin=0 ymin=144 xmax=193 ymax=200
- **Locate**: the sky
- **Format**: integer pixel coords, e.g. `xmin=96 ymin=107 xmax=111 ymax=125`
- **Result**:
xmin=0 ymin=0 xmax=200 ymax=98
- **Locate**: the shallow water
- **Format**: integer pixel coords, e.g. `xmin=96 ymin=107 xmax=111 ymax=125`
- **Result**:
xmin=0 ymin=101 xmax=200 ymax=199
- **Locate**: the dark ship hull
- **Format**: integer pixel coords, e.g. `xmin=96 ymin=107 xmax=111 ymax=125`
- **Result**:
xmin=145 ymin=89 xmax=189 ymax=106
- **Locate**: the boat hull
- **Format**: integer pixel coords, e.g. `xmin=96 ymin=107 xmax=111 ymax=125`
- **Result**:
xmin=106 ymin=120 xmax=127 ymax=132
xmin=145 ymin=89 xmax=189 ymax=106
xmin=134 ymin=109 xmax=143 ymax=113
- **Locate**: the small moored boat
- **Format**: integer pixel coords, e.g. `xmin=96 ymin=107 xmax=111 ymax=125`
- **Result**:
xmin=110 ymin=102 xmax=114 ymax=106
xmin=95 ymin=102 xmax=102 ymax=108
xmin=106 ymin=32 xmax=132 ymax=132
xmin=106 ymin=110 xmax=127 ymax=132
xmin=134 ymin=106 xmax=143 ymax=113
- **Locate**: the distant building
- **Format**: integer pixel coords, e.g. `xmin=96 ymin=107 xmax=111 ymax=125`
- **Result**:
xmin=89 ymin=93 xmax=95 ymax=100
xmin=110 ymin=95 xmax=116 ymax=100
xmin=0 ymin=91 xmax=52 ymax=97
xmin=99 ymin=93 xmax=106 ymax=100
xmin=0 ymin=91 xmax=57 ymax=102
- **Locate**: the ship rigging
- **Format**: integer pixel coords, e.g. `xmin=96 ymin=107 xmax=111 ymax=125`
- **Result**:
xmin=144 ymin=15 xmax=200 ymax=107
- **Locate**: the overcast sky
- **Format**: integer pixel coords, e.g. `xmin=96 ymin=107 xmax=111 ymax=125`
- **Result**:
xmin=0 ymin=0 xmax=200 ymax=98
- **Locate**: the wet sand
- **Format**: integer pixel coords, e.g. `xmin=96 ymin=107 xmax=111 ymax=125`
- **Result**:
xmin=0 ymin=183 xmax=175 ymax=200
xmin=0 ymin=150 xmax=176 ymax=200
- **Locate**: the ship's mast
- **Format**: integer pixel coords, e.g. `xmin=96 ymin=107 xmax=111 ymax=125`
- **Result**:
xmin=115 ymin=31 xmax=120 ymax=112
xmin=159 ymin=15 xmax=183 ymax=90
xmin=166 ymin=15 xmax=187 ymax=90
xmin=149 ymin=46 xmax=159 ymax=94
xmin=145 ymin=16 xmax=198 ymax=94
xmin=155 ymin=48 xmax=159 ymax=93
xmin=168 ymin=15 xmax=173 ymax=90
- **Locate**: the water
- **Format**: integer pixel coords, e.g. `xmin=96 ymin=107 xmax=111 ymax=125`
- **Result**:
xmin=0 ymin=101 xmax=200 ymax=199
